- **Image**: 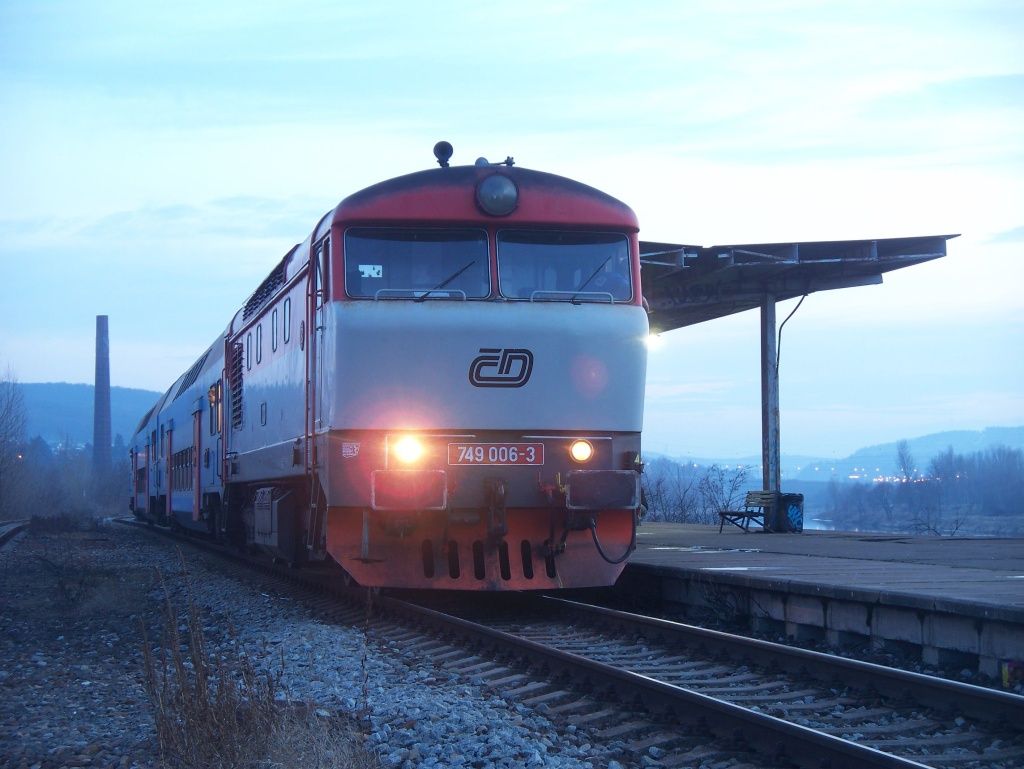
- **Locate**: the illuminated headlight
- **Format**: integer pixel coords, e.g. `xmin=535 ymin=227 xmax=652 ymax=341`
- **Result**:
xmin=569 ymin=439 xmax=594 ymax=463
xmin=476 ymin=174 xmax=518 ymax=216
xmin=392 ymin=435 xmax=424 ymax=464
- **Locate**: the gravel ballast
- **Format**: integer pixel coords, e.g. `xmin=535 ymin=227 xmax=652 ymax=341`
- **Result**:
xmin=0 ymin=523 xmax=617 ymax=769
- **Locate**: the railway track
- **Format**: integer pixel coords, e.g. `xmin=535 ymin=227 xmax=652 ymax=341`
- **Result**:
xmin=0 ymin=519 xmax=28 ymax=548
xmin=424 ymin=595 xmax=1024 ymax=768
xmin=121 ymin=519 xmax=1024 ymax=769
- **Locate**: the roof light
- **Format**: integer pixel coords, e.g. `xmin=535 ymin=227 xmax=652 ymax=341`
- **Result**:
xmin=476 ymin=174 xmax=518 ymax=216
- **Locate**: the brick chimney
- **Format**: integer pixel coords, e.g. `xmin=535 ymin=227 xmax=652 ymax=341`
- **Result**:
xmin=93 ymin=315 xmax=111 ymax=474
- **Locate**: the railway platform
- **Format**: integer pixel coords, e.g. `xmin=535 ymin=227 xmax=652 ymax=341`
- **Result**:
xmin=615 ymin=522 xmax=1024 ymax=679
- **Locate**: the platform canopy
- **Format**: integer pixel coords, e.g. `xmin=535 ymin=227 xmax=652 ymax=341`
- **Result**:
xmin=640 ymin=235 xmax=956 ymax=333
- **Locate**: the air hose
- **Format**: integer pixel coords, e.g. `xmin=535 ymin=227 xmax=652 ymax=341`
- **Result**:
xmin=589 ymin=511 xmax=637 ymax=565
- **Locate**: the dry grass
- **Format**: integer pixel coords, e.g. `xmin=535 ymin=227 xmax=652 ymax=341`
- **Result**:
xmin=263 ymin=708 xmax=383 ymax=769
xmin=142 ymin=556 xmax=381 ymax=769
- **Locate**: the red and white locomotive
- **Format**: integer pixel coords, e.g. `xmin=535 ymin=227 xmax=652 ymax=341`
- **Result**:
xmin=129 ymin=143 xmax=646 ymax=590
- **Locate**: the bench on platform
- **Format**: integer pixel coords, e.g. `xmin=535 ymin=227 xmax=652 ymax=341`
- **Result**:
xmin=718 ymin=491 xmax=775 ymax=533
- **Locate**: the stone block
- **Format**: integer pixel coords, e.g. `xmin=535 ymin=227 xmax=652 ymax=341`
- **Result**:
xmin=872 ymin=606 xmax=922 ymax=645
xmin=750 ymin=590 xmax=785 ymax=622
xmin=785 ymin=595 xmax=825 ymax=628
xmin=826 ymin=601 xmax=871 ymax=636
xmin=923 ymin=614 xmax=980 ymax=654
xmin=980 ymin=621 xmax=1024 ymax=661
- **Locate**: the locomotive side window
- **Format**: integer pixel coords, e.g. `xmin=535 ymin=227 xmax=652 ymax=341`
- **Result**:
xmin=344 ymin=227 xmax=489 ymax=299
xmin=497 ymin=231 xmax=632 ymax=302
xmin=246 ymin=333 xmax=252 ymax=371
xmin=272 ymin=309 xmax=278 ymax=352
xmin=283 ymin=298 xmax=291 ymax=343
xmin=256 ymin=325 xmax=263 ymax=364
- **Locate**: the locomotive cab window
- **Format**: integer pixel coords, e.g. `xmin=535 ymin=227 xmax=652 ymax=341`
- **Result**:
xmin=344 ymin=227 xmax=489 ymax=300
xmin=497 ymin=231 xmax=632 ymax=302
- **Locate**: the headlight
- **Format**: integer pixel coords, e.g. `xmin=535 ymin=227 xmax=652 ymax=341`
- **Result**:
xmin=569 ymin=439 xmax=594 ymax=463
xmin=392 ymin=435 xmax=424 ymax=464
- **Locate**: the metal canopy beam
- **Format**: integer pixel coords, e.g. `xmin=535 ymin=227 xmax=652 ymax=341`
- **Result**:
xmin=640 ymin=234 xmax=955 ymax=334
xmin=640 ymin=233 xmax=956 ymax=506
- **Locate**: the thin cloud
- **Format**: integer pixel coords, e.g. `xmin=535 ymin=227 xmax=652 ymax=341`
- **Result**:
xmin=990 ymin=225 xmax=1024 ymax=244
xmin=645 ymin=380 xmax=736 ymax=401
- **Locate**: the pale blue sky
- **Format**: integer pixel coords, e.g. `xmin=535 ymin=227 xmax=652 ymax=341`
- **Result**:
xmin=1 ymin=1 xmax=1021 ymax=457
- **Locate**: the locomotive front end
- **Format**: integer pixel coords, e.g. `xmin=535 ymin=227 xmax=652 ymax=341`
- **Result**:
xmin=317 ymin=162 xmax=648 ymax=590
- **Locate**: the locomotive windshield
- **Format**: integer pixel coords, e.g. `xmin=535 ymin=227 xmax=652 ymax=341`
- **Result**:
xmin=344 ymin=227 xmax=490 ymax=299
xmin=497 ymin=231 xmax=632 ymax=302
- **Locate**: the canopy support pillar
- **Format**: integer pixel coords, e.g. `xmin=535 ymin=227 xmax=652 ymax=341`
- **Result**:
xmin=760 ymin=293 xmax=781 ymax=494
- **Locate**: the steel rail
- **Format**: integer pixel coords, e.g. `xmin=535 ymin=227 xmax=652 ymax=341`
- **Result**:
xmin=543 ymin=596 xmax=1024 ymax=725
xmin=115 ymin=521 xmax=1010 ymax=768
xmin=0 ymin=520 xmax=28 ymax=547
xmin=378 ymin=594 xmax=933 ymax=769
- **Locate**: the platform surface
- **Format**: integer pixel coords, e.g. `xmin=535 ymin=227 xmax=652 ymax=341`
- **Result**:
xmin=628 ymin=523 xmax=1024 ymax=622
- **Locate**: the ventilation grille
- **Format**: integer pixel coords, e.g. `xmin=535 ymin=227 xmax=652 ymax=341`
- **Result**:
xmin=229 ymin=342 xmax=244 ymax=429
xmin=243 ymin=262 xmax=286 ymax=321
xmin=174 ymin=351 xmax=210 ymax=400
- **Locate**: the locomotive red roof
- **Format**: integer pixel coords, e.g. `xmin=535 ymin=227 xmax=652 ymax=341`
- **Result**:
xmin=331 ymin=165 xmax=639 ymax=230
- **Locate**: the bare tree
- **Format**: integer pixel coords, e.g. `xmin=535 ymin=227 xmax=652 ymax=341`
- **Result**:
xmin=642 ymin=457 xmax=753 ymax=524
xmin=896 ymin=439 xmax=915 ymax=482
xmin=697 ymin=464 xmax=750 ymax=524
xmin=641 ymin=457 xmax=700 ymax=522
xmin=0 ymin=369 xmax=27 ymax=518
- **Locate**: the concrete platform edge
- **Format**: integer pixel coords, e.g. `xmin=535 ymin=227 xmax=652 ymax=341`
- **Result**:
xmin=627 ymin=563 xmax=1024 ymax=625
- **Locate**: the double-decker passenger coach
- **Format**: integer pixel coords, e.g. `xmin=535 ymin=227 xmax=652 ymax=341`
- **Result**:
xmin=129 ymin=142 xmax=647 ymax=590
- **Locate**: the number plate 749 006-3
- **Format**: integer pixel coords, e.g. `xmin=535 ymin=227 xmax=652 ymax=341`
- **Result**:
xmin=447 ymin=443 xmax=544 ymax=466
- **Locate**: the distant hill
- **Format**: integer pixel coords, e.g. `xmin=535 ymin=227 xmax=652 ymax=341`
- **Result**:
xmin=17 ymin=382 xmax=1024 ymax=476
xmin=20 ymin=382 xmax=162 ymax=447
xmin=646 ymin=427 xmax=1024 ymax=483
xmin=791 ymin=427 xmax=1024 ymax=482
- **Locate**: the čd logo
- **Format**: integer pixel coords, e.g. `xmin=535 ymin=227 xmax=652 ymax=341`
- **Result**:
xmin=469 ymin=348 xmax=534 ymax=388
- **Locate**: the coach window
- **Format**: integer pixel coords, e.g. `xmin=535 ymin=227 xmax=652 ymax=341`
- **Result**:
xmin=256 ymin=324 xmax=263 ymax=364
xmin=497 ymin=231 xmax=631 ymax=302
xmin=283 ymin=298 xmax=291 ymax=343
xmin=344 ymin=227 xmax=489 ymax=299
xmin=246 ymin=333 xmax=252 ymax=370
xmin=272 ymin=309 xmax=278 ymax=352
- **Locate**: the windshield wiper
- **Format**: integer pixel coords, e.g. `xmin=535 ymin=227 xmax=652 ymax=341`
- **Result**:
xmin=569 ymin=256 xmax=612 ymax=302
xmin=414 ymin=261 xmax=476 ymax=302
